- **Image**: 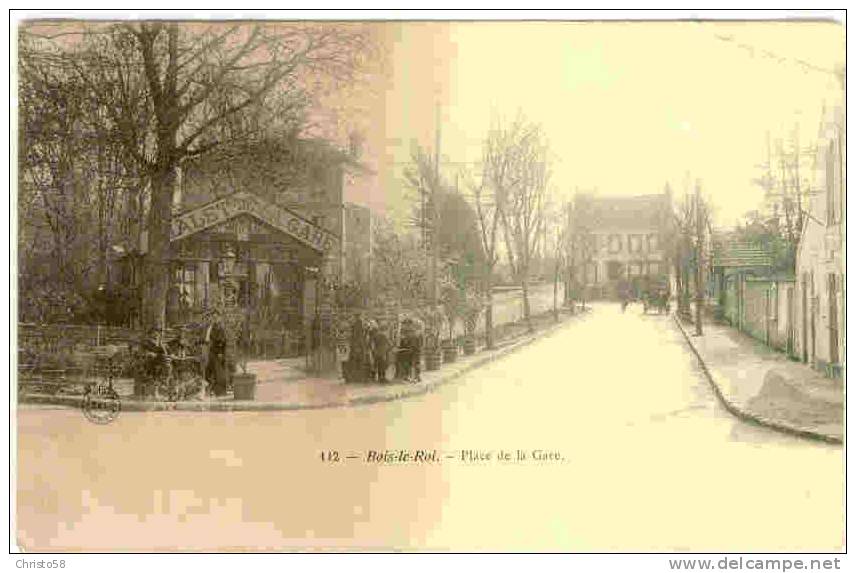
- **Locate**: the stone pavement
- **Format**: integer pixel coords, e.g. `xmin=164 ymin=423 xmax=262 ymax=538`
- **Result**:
xmin=674 ymin=315 xmax=843 ymax=443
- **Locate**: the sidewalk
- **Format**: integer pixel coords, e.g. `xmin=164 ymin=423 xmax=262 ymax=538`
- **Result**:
xmin=674 ymin=315 xmax=843 ymax=444
xmin=20 ymin=307 xmax=583 ymax=412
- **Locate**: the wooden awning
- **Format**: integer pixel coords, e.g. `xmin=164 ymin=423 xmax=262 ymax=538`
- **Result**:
xmin=169 ymin=191 xmax=339 ymax=255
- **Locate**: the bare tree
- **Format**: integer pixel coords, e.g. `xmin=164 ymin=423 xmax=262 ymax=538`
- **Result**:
xmin=505 ymin=145 xmax=550 ymax=332
xmin=671 ymin=187 xmax=695 ymax=319
xmin=671 ymin=180 xmax=712 ymax=331
xmin=566 ymin=192 xmax=597 ymax=310
xmin=480 ymin=115 xmax=551 ymax=333
xmin=468 ymin=165 xmax=502 ymax=349
xmin=22 ymin=21 xmax=372 ymax=327
xmin=544 ymin=199 xmax=567 ymax=322
xmin=750 ymin=128 xmax=813 ymax=273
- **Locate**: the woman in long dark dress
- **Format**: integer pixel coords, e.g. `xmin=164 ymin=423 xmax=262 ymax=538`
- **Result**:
xmin=205 ymin=317 xmax=230 ymax=396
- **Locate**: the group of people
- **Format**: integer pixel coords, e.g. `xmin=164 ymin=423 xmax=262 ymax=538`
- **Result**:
xmin=137 ymin=309 xmax=233 ymax=398
xmin=138 ymin=308 xmax=434 ymax=396
xmin=342 ymin=315 xmax=424 ymax=384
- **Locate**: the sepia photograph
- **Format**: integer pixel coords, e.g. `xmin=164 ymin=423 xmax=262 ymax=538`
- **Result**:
xmin=10 ymin=9 xmax=846 ymax=558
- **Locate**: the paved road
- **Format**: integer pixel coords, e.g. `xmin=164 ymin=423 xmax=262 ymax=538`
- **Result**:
xmin=16 ymin=303 xmax=843 ymax=551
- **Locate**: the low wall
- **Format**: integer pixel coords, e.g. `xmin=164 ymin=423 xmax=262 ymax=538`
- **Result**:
xmin=723 ymin=276 xmax=795 ymax=352
xmin=18 ymin=323 xmax=139 ymax=355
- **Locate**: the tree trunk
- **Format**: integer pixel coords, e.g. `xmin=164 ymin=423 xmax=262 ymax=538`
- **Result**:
xmin=694 ymin=252 xmax=704 ymax=336
xmin=552 ymin=265 xmax=559 ymax=322
xmin=142 ymin=166 xmax=176 ymax=329
xmin=484 ymin=273 xmax=495 ymax=349
xmin=521 ymin=275 xmax=533 ymax=332
xmin=675 ymin=253 xmax=685 ymax=317
xmin=563 ymin=267 xmax=570 ymax=307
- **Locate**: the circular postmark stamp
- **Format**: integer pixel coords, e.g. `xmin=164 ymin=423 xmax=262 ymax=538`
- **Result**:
xmin=82 ymin=382 xmax=122 ymax=425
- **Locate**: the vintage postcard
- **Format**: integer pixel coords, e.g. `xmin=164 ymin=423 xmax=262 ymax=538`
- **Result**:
xmin=11 ymin=10 xmax=846 ymax=557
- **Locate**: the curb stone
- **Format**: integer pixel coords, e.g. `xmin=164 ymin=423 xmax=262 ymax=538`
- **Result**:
xmin=672 ymin=314 xmax=842 ymax=445
xmin=19 ymin=311 xmax=580 ymax=413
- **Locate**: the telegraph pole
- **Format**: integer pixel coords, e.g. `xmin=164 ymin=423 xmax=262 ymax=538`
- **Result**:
xmin=694 ymin=180 xmax=704 ymax=336
xmin=430 ymin=101 xmax=441 ymax=307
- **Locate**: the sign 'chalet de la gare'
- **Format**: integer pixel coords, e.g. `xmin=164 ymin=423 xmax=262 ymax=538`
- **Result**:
xmin=170 ymin=191 xmax=339 ymax=254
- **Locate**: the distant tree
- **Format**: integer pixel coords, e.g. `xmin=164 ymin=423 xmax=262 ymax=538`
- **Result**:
xmin=671 ymin=180 xmax=712 ymax=330
xmin=468 ymin=168 xmax=501 ymax=348
xmin=670 ymin=186 xmax=694 ymax=317
xmin=750 ymin=129 xmax=813 ymax=274
xmin=565 ymin=192 xmax=598 ymax=309
xmin=481 ymin=115 xmax=551 ymax=333
xmin=544 ymin=199 xmax=567 ymax=322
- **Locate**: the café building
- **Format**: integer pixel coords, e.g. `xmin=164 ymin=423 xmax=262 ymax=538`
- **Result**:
xmin=122 ymin=138 xmax=356 ymax=356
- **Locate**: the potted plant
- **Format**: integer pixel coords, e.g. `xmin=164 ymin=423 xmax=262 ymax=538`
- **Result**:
xmin=212 ymin=303 xmax=255 ymax=400
xmin=441 ymin=339 xmax=458 ymax=363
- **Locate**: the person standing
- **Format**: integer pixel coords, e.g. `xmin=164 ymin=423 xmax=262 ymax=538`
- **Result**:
xmin=371 ymin=323 xmax=391 ymax=382
xmin=401 ymin=319 xmax=423 ymax=383
xmin=345 ymin=314 xmax=369 ymax=383
xmin=205 ymin=311 xmax=229 ymax=396
xmin=396 ymin=317 xmax=413 ymax=381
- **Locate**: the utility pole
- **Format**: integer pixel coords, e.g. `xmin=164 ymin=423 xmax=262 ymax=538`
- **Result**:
xmin=430 ymin=101 xmax=441 ymax=307
xmin=694 ymin=180 xmax=704 ymax=336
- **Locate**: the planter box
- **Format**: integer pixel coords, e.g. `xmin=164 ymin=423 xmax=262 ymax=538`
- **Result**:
xmin=232 ymin=373 xmax=257 ymax=400
xmin=424 ymin=349 xmax=441 ymax=371
xmin=442 ymin=345 xmax=458 ymax=363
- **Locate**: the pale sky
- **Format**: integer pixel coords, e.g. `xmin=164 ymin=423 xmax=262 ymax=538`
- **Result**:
xmin=341 ymin=20 xmax=844 ymax=228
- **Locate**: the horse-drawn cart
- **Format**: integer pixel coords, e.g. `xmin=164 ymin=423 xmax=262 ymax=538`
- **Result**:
xmin=642 ymin=286 xmax=671 ymax=315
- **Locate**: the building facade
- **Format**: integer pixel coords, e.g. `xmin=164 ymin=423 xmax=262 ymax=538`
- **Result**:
xmin=120 ymin=137 xmax=364 ymax=357
xmin=794 ymin=106 xmax=845 ymax=377
xmin=571 ymin=192 xmax=673 ymax=299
